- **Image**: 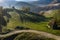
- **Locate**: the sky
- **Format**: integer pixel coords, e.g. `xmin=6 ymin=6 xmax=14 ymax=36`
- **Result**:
xmin=16 ymin=0 xmax=38 ymax=1
xmin=0 ymin=0 xmax=38 ymax=2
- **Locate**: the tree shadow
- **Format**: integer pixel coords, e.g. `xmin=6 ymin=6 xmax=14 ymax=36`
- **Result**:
xmin=3 ymin=34 xmax=19 ymax=40
xmin=2 ymin=9 xmax=12 ymax=23
xmin=48 ymin=19 xmax=60 ymax=30
xmin=0 ymin=8 xmax=11 ymax=33
xmin=15 ymin=9 xmax=47 ymax=23
xmin=15 ymin=26 xmax=30 ymax=30
xmin=0 ymin=9 xmax=11 ymax=25
xmin=53 ymin=22 xmax=60 ymax=30
xmin=0 ymin=17 xmax=7 ymax=26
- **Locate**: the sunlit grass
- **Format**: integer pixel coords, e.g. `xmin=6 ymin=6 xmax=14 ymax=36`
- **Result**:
xmin=3 ymin=11 xmax=60 ymax=36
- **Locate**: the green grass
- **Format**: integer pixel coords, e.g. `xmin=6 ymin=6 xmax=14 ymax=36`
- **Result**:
xmin=6 ymin=20 xmax=60 ymax=36
xmin=3 ymin=10 xmax=60 ymax=36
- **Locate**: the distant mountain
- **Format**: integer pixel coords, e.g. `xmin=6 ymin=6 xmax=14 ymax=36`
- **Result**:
xmin=15 ymin=2 xmax=60 ymax=13
xmin=15 ymin=2 xmax=36 ymax=8
xmin=51 ymin=0 xmax=60 ymax=4
xmin=0 ymin=0 xmax=60 ymax=13
xmin=30 ymin=0 xmax=53 ymax=5
xmin=31 ymin=3 xmax=60 ymax=13
xmin=29 ymin=0 xmax=60 ymax=6
xmin=0 ymin=0 xmax=60 ymax=7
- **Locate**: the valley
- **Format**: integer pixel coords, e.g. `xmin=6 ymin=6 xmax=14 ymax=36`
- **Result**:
xmin=0 ymin=0 xmax=60 ymax=40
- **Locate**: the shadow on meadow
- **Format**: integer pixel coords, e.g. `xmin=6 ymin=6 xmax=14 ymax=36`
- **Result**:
xmin=0 ymin=8 xmax=11 ymax=33
xmin=15 ymin=9 xmax=47 ymax=23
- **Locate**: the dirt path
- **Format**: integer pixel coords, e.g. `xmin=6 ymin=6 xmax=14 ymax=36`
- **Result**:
xmin=0 ymin=30 xmax=60 ymax=40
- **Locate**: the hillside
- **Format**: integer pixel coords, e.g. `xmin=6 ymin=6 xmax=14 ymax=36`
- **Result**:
xmin=0 ymin=0 xmax=60 ymax=40
xmin=0 ymin=8 xmax=58 ymax=36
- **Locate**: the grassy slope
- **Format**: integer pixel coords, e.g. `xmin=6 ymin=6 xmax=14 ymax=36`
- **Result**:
xmin=3 ymin=9 xmax=60 ymax=36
